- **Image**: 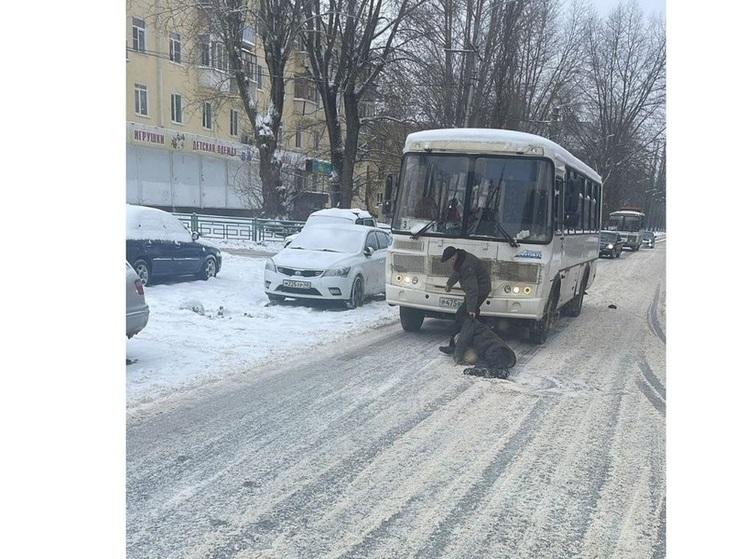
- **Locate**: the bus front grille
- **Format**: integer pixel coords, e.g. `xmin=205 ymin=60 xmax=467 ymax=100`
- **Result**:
xmin=391 ymin=253 xmax=426 ymax=273
xmin=429 ymin=256 xmax=494 ymax=278
xmin=393 ymin=239 xmax=424 ymax=251
xmin=495 ymin=261 xmax=541 ymax=283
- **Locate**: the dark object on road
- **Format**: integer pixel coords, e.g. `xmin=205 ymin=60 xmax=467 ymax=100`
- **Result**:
xmin=453 ymin=318 xmax=516 ymax=379
xmin=599 ymin=230 xmax=624 ymax=258
xmin=608 ymin=304 xmax=618 ymax=309
xmin=464 ymin=366 xmax=510 ymax=379
xmin=441 ymin=247 xmax=492 ymax=348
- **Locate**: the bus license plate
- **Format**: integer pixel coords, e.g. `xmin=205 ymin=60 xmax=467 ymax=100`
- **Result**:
xmin=283 ymin=279 xmax=311 ymax=289
xmin=439 ymin=296 xmax=462 ymax=308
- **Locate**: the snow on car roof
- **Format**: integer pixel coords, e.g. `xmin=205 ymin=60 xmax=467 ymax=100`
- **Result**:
xmin=127 ymin=204 xmax=191 ymax=242
xmin=309 ymin=207 xmax=373 ymax=219
xmin=404 ymin=128 xmax=601 ymax=183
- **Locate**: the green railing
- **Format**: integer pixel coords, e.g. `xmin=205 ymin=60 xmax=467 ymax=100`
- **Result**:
xmin=174 ymin=212 xmax=305 ymax=242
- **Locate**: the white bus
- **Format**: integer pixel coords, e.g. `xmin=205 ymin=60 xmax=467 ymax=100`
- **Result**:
xmin=383 ymin=128 xmax=603 ymax=344
xmin=607 ymin=208 xmax=645 ymax=251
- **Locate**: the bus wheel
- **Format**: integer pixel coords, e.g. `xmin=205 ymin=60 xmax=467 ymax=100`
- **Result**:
xmin=528 ymin=320 xmax=548 ymax=345
xmin=400 ymin=306 xmax=424 ymax=332
xmin=529 ymin=281 xmax=559 ymax=345
xmin=563 ymin=273 xmax=588 ymax=318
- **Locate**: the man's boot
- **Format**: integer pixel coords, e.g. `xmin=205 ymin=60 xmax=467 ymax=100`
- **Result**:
xmin=439 ymin=337 xmax=455 ymax=355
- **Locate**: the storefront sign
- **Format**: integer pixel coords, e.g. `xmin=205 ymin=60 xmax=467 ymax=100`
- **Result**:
xmin=128 ymin=122 xmax=251 ymax=161
xmin=133 ymin=129 xmax=165 ymax=145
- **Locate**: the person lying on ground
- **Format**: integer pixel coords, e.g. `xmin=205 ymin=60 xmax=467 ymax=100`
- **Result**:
xmin=453 ymin=317 xmax=517 ymax=379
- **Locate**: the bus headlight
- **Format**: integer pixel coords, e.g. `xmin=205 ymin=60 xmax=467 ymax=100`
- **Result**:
xmin=411 ymin=276 xmax=418 ymax=285
xmin=512 ymin=286 xmax=520 ymax=294
xmin=523 ymin=286 xmax=532 ymax=295
xmin=504 ymin=285 xmax=512 ymax=294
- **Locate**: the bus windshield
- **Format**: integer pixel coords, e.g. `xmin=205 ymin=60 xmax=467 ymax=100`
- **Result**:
xmin=608 ymin=215 xmax=642 ymax=232
xmin=393 ymin=154 xmax=553 ymax=243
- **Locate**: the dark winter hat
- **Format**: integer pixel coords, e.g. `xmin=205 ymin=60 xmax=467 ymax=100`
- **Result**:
xmin=441 ymin=246 xmax=457 ymax=262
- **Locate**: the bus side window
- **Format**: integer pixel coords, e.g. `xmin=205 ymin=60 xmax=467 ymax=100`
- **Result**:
xmin=585 ymin=179 xmax=592 ymax=233
xmin=554 ymin=177 xmax=564 ymax=233
xmin=564 ymin=174 xmax=574 ymax=234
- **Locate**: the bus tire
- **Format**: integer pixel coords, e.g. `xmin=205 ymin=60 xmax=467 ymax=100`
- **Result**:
xmin=529 ymin=280 xmax=560 ymax=345
xmin=528 ymin=320 xmax=548 ymax=345
xmin=400 ymin=306 xmax=424 ymax=332
xmin=563 ymin=270 xmax=588 ymax=318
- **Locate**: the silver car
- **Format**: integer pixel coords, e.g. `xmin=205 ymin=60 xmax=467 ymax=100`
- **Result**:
xmin=126 ymin=262 xmax=149 ymax=338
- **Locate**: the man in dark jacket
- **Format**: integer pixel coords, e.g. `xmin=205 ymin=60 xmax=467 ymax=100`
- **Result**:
xmin=438 ymin=246 xmax=492 ymax=354
xmin=453 ymin=317 xmax=517 ymax=379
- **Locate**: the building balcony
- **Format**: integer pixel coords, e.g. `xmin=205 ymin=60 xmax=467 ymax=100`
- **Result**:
xmin=198 ymin=67 xmax=231 ymax=93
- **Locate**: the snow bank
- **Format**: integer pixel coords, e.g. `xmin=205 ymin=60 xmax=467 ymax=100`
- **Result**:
xmin=126 ymin=253 xmax=397 ymax=405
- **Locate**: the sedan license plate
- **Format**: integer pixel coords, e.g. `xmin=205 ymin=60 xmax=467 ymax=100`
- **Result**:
xmin=283 ymin=279 xmax=311 ymax=289
xmin=439 ymin=296 xmax=462 ymax=308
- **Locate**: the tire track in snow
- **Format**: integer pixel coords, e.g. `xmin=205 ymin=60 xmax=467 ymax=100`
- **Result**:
xmin=203 ymin=379 xmax=476 ymax=558
xmin=410 ymin=397 xmax=554 ymax=559
xmin=646 ymin=283 xmax=666 ymax=344
xmin=639 ymin=358 xmax=666 ymax=401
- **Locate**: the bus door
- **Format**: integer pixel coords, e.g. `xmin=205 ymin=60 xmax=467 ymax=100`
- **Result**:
xmin=551 ymin=175 xmax=566 ymax=292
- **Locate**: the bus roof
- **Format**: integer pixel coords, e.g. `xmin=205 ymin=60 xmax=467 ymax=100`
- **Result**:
xmin=404 ymin=128 xmax=602 ymax=183
xmin=609 ymin=209 xmax=645 ymax=217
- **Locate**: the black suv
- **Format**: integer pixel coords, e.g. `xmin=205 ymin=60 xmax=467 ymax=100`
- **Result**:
xmin=599 ymin=231 xmax=624 ymax=258
xmin=126 ymin=205 xmax=222 ymax=286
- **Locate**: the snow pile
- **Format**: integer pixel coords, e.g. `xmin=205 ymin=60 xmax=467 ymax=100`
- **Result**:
xmin=206 ymin=237 xmax=284 ymax=253
xmin=126 ymin=253 xmax=397 ymax=404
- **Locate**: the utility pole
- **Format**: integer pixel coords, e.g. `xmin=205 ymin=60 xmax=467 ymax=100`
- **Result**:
xmin=445 ymin=47 xmax=478 ymax=127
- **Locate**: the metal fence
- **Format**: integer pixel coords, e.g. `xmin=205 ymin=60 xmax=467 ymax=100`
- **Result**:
xmin=173 ymin=212 xmax=305 ymax=242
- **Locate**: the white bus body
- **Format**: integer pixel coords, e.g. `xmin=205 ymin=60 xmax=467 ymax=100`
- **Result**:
xmin=384 ymin=129 xmax=603 ymax=343
xmin=608 ymin=209 xmax=645 ymax=251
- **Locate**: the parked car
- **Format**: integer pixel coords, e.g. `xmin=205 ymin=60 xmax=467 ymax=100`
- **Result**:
xmin=599 ymin=230 xmax=624 ymax=258
xmin=126 ymin=262 xmax=149 ymax=338
xmin=265 ymin=223 xmax=390 ymax=308
xmin=641 ymin=231 xmax=656 ymax=248
xmin=126 ymin=204 xmax=222 ymax=286
xmin=283 ymin=208 xmax=377 ymax=247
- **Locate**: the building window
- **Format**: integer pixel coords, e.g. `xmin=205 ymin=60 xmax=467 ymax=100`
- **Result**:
xmin=171 ymin=94 xmax=183 ymax=123
xmin=295 ymin=128 xmax=303 ymax=148
xmin=135 ymin=84 xmax=148 ymax=116
xmin=256 ymin=64 xmax=263 ymax=89
xmin=212 ymin=41 xmax=227 ymax=71
xmin=132 ymin=17 xmax=145 ymax=52
xmin=294 ymin=76 xmax=316 ymax=101
xmin=245 ymin=52 xmax=257 ymax=82
xmin=313 ymin=131 xmax=320 ymax=149
xmin=202 ymin=102 xmax=213 ymax=129
xmin=169 ymin=32 xmax=181 ymax=63
xmin=242 ymin=25 xmax=255 ymax=46
xmin=199 ymin=35 xmax=210 ymax=66
xmin=230 ymin=109 xmax=239 ymax=136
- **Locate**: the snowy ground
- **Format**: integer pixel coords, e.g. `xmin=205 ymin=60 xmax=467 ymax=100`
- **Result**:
xmin=126 ymin=253 xmax=397 ymax=405
xmin=128 ymin=242 xmax=666 ymax=558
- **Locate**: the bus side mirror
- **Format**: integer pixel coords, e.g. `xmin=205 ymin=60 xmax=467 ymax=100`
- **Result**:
xmin=383 ymin=174 xmax=396 ymax=217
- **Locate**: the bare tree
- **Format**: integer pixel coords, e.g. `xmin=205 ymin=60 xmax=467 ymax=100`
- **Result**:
xmin=564 ymin=1 xmax=666 ymax=215
xmin=300 ymin=0 xmax=416 ymax=208
xmin=162 ymin=0 xmax=305 ymax=217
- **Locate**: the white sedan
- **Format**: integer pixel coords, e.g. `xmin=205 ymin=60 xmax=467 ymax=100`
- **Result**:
xmin=265 ymin=223 xmax=390 ymax=308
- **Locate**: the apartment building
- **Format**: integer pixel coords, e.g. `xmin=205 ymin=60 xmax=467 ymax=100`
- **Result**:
xmin=126 ymin=0 xmax=340 ymax=217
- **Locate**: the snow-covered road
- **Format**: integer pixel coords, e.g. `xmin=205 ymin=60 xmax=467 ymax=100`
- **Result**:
xmin=127 ymin=244 xmax=665 ymax=558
